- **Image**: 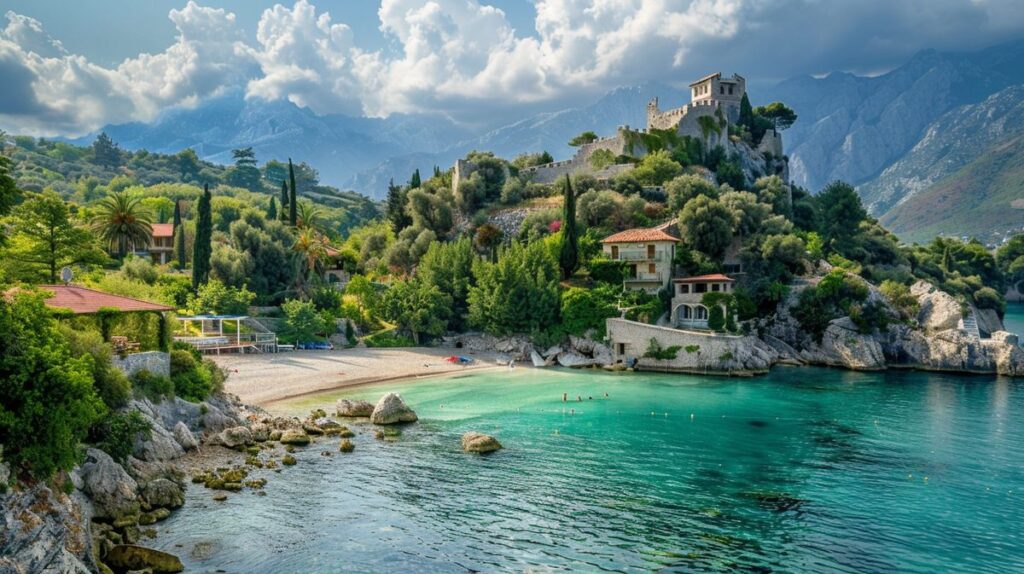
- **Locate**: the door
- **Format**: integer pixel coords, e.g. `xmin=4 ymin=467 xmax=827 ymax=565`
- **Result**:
xmin=611 ymin=245 xmax=619 ymax=260
xmin=647 ymin=244 xmax=655 ymax=259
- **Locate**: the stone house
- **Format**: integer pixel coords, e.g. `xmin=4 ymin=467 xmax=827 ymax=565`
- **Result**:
xmin=601 ymin=227 xmax=681 ymax=293
xmin=144 ymin=223 xmax=175 ymax=265
xmin=670 ymin=274 xmax=735 ymax=329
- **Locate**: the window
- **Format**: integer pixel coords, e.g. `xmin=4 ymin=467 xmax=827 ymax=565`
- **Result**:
xmin=712 ymin=284 xmax=720 ymax=292
xmin=648 ymin=263 xmax=656 ymax=274
xmin=647 ymin=244 xmax=655 ymax=259
xmin=719 ymin=85 xmax=724 ymax=95
xmin=678 ymin=284 xmax=690 ymax=294
xmin=695 ymin=283 xmax=708 ymax=293
xmin=728 ymin=85 xmax=734 ymax=95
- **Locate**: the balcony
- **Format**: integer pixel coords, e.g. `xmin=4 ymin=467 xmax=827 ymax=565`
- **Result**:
xmin=625 ymin=271 xmax=663 ymax=283
xmin=613 ymin=250 xmax=664 ymax=262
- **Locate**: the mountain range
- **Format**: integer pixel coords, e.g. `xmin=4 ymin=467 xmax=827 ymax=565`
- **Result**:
xmin=72 ymin=40 xmax=1024 ymax=243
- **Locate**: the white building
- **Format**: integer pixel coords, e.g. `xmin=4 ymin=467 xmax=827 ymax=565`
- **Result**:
xmin=670 ymin=274 xmax=735 ymax=329
xmin=601 ymin=227 xmax=681 ymax=293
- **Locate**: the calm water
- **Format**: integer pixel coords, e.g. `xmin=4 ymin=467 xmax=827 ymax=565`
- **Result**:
xmin=1002 ymin=302 xmax=1024 ymax=339
xmin=152 ymin=367 xmax=1024 ymax=573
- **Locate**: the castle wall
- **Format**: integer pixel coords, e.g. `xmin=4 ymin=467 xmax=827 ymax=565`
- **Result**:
xmin=756 ymin=129 xmax=784 ymax=158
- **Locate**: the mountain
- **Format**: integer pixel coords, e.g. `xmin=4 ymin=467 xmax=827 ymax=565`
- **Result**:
xmin=861 ymin=86 xmax=1024 ymax=216
xmin=879 ymin=132 xmax=1024 ymax=245
xmin=349 ymin=82 xmax=689 ymax=194
xmin=763 ymin=39 xmax=1024 ymax=193
xmin=73 ymin=92 xmax=472 ymax=199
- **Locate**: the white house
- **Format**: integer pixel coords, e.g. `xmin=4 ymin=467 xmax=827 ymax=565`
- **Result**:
xmin=601 ymin=227 xmax=681 ymax=293
xmin=671 ymin=274 xmax=735 ymax=329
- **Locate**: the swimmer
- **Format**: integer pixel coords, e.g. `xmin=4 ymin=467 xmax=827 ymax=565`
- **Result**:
xmin=562 ymin=392 xmax=567 ymax=402
xmin=588 ymin=396 xmax=593 ymax=400
xmin=604 ymin=392 xmax=609 ymax=398
xmin=577 ymin=396 xmax=582 ymax=402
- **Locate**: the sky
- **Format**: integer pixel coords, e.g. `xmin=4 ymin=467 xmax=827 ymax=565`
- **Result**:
xmin=2 ymin=0 xmax=1024 ymax=136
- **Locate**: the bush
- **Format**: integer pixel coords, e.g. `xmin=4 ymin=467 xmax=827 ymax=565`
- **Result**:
xmin=879 ymin=280 xmax=918 ymax=319
xmin=0 ymin=293 xmax=105 ymax=479
xmin=120 ymin=255 xmax=159 ymax=284
xmin=96 ymin=411 xmax=151 ymax=465
xmin=280 ymin=299 xmax=327 ymax=344
xmin=132 ymin=369 xmax=175 ymax=400
xmin=587 ymin=258 xmax=628 ymax=285
xmin=363 ymin=331 xmax=415 ymax=348
xmin=791 ymin=271 xmax=870 ymax=342
xmin=560 ymin=286 xmax=619 ymax=337
xmin=187 ymin=279 xmax=255 ymax=315
xmin=170 ymin=349 xmax=215 ymax=402
xmin=643 ymin=338 xmax=681 ymax=360
xmin=61 ymin=325 xmax=131 ymax=410
xmin=974 ymin=287 xmax=1005 ymax=314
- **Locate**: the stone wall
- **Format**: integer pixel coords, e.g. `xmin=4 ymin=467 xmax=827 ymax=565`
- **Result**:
xmin=113 ymin=351 xmax=170 ymax=378
xmin=606 ymin=318 xmax=775 ymax=375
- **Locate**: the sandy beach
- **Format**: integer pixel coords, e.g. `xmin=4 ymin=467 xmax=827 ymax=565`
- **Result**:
xmin=212 ymin=347 xmax=508 ymax=407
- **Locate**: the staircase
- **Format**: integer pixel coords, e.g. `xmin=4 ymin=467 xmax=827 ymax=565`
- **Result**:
xmin=959 ymin=311 xmax=981 ymax=340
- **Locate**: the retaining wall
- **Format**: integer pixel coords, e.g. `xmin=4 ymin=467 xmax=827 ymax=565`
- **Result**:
xmin=113 ymin=351 xmax=170 ymax=378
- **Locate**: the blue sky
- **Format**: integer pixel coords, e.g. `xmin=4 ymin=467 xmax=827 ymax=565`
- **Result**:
xmin=2 ymin=0 xmax=1024 ymax=136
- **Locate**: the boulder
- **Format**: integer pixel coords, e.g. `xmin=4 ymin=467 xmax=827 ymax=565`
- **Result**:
xmin=279 ymin=430 xmax=311 ymax=446
xmin=0 ymin=481 xmax=96 ymax=574
xmin=556 ymin=351 xmax=596 ymax=368
xmin=461 ymin=432 xmax=502 ymax=453
xmin=982 ymin=335 xmax=1024 ymax=376
xmin=249 ymin=423 xmax=270 ymax=442
xmin=370 ymin=393 xmax=418 ymax=425
xmin=336 ymin=399 xmax=375 ymax=417
xmin=799 ymin=318 xmax=886 ymax=370
xmin=911 ymin=281 xmax=962 ymax=333
xmin=218 ymin=426 xmax=253 ymax=448
xmin=79 ymin=448 xmax=140 ymax=520
xmin=132 ymin=414 xmax=185 ymax=462
xmin=140 ymin=478 xmax=184 ymax=510
xmin=591 ymin=343 xmax=614 ymax=366
xmin=975 ymin=307 xmax=1005 ymax=337
xmin=542 ymin=345 xmax=563 ymax=358
xmin=569 ymin=335 xmax=596 ymax=355
xmin=105 ymin=545 xmax=184 ymax=573
xmin=172 ymin=422 xmax=198 ymax=451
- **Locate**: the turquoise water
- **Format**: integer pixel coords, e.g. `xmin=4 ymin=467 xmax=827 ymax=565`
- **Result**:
xmin=1002 ymin=303 xmax=1024 ymax=339
xmin=152 ymin=367 xmax=1024 ymax=573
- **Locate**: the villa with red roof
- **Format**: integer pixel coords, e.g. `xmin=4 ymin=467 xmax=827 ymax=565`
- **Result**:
xmin=601 ymin=226 xmax=681 ymax=293
xmin=671 ymin=274 xmax=735 ymax=329
xmin=143 ymin=223 xmax=175 ymax=265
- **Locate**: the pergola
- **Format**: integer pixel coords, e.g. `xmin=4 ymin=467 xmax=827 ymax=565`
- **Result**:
xmin=175 ymin=314 xmax=277 ymax=354
xmin=38 ymin=284 xmax=174 ymax=351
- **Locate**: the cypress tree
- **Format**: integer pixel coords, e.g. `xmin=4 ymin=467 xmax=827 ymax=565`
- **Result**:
xmin=192 ymin=184 xmax=213 ymax=289
xmin=410 ymin=169 xmax=421 ymax=189
xmin=173 ymin=224 xmax=187 ymax=269
xmin=172 ymin=198 xmax=182 ymax=228
xmin=288 ymin=158 xmax=297 ymax=227
xmin=739 ymin=93 xmax=754 ymax=130
xmin=558 ymin=174 xmax=579 ymax=279
xmin=385 ymin=178 xmax=411 ymax=232
xmin=280 ymin=180 xmax=289 ymax=221
xmin=267 ymin=196 xmax=277 ymax=220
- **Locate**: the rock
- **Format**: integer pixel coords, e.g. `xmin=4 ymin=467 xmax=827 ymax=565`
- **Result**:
xmin=801 ymin=317 xmax=886 ymax=370
xmin=556 ymin=351 xmax=596 ymax=368
xmin=282 ymin=454 xmax=297 ymax=466
xmin=0 ymin=481 xmax=95 ymax=574
xmin=302 ymin=423 xmax=325 ymax=436
xmin=140 ymin=478 xmax=184 ymax=510
xmin=171 ymin=422 xmax=198 ymax=451
xmin=911 ymin=281 xmax=963 ymax=333
xmin=569 ymin=335 xmax=596 ymax=355
xmin=591 ymin=342 xmax=614 ymax=366
xmin=370 ymin=393 xmax=418 ymax=425
xmin=0 ymin=446 xmax=8 ymax=486
xmin=975 ymin=307 xmax=1005 ymax=336
xmin=133 ymin=416 xmax=185 ymax=462
xmin=339 ymin=439 xmax=355 ymax=453
xmin=268 ymin=430 xmax=283 ymax=441
xmin=530 ymin=350 xmax=547 ymax=367
xmin=80 ymin=448 xmax=140 ymax=520
xmin=279 ymin=430 xmax=311 ymax=445
xmin=990 ymin=330 xmax=1019 ymax=345
xmin=106 ymin=545 xmax=183 ymax=573
xmin=218 ymin=426 xmax=253 ymax=448
xmin=212 ymin=493 xmax=228 ymax=502
xmin=249 ymin=423 xmax=270 ymax=442
xmin=542 ymin=345 xmax=563 ymax=358
xmin=461 ymin=432 xmax=503 ymax=453
xmin=982 ymin=335 xmax=1024 ymax=376
xmin=335 ymin=399 xmax=375 ymax=417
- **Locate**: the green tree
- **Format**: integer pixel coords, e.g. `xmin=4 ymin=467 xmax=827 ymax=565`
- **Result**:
xmin=817 ymin=181 xmax=867 ymax=253
xmin=680 ymin=195 xmax=734 ymax=259
xmin=280 ymin=299 xmax=327 ymax=343
xmin=559 ymin=175 xmax=579 ymax=279
xmin=378 ymin=279 xmax=451 ymax=344
xmin=739 ymin=93 xmax=755 ymax=131
xmin=288 ymin=158 xmax=298 ymax=227
xmin=6 ymin=191 xmax=106 ymax=282
xmin=173 ymin=224 xmax=187 ymax=269
xmin=385 ymin=179 xmax=412 ymax=232
xmin=407 ymin=188 xmax=453 ymax=235
xmin=755 ymin=102 xmax=798 ymax=131
xmin=187 ymin=279 xmax=255 ymax=315
xmin=176 ymin=148 xmax=201 ymax=181
xmin=192 ymin=184 xmax=213 ymax=288
xmin=91 ymin=192 xmax=154 ymax=258
xmin=227 ymin=147 xmax=261 ymax=190
xmin=0 ymin=292 xmax=104 ymax=479
xmin=633 ymin=150 xmax=683 ymax=185
xmin=344 ymin=274 xmax=378 ymax=328
xmin=468 ymin=241 xmax=560 ymax=335
xmin=665 ymin=174 xmax=719 ymax=211
xmin=410 ymin=169 xmax=422 ymax=189
xmin=172 ymin=198 xmax=183 ymax=227
xmin=267 ymin=196 xmax=278 ymax=220
xmin=280 ymin=180 xmax=289 ymax=222
xmin=569 ymin=131 xmax=599 ymax=146
xmin=418 ymin=238 xmax=475 ymax=331
xmin=561 ymin=286 xmax=619 ymax=337
xmin=0 ymin=155 xmax=22 ymax=245
xmin=91 ymin=132 xmax=122 ymax=168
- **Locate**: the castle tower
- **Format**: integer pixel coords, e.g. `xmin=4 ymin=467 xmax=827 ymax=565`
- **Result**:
xmin=646 ymin=97 xmax=660 ymax=131
xmin=689 ymin=73 xmax=746 ymax=123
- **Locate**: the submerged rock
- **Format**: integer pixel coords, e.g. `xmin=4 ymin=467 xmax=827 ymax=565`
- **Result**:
xmin=140 ymin=478 xmax=184 ymax=509
xmin=106 ymin=545 xmax=184 ymax=573
xmin=461 ymin=432 xmax=503 ymax=453
xmin=336 ymin=399 xmax=375 ymax=417
xmin=279 ymin=430 xmax=311 ymax=446
xmin=339 ymin=439 xmax=355 ymax=453
xmin=370 ymin=393 xmax=418 ymax=425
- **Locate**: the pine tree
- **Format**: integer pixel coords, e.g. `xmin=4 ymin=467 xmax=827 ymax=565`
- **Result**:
xmin=267 ymin=196 xmax=277 ymax=220
xmin=173 ymin=224 xmax=187 ymax=269
xmin=91 ymin=132 xmax=122 ymax=168
xmin=558 ymin=174 xmax=579 ymax=279
xmin=192 ymin=184 xmax=213 ymax=289
xmin=433 ymin=166 xmax=441 ymax=178
xmin=280 ymin=180 xmax=289 ymax=221
xmin=410 ymin=169 xmax=421 ymax=189
xmin=288 ymin=158 xmax=297 ymax=227
xmin=385 ymin=178 xmax=411 ymax=232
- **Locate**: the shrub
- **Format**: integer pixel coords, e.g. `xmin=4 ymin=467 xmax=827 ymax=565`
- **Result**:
xmin=643 ymin=338 xmax=681 ymax=360
xmin=280 ymin=299 xmax=327 ymax=344
xmin=96 ymin=411 xmax=151 ymax=465
xmin=169 ymin=349 xmax=215 ymax=402
xmin=560 ymin=286 xmax=619 ymax=337
xmin=132 ymin=369 xmax=175 ymax=400
xmin=849 ymin=300 xmax=892 ymax=335
xmin=791 ymin=270 xmax=870 ymax=342
xmin=363 ymin=331 xmax=415 ymax=348
xmin=879 ymin=280 xmax=918 ymax=319
xmin=120 ymin=255 xmax=159 ymax=284
xmin=187 ymin=279 xmax=255 ymax=315
xmin=1 ymin=293 xmax=105 ymax=480
xmin=974 ymin=287 xmax=1005 ymax=314
xmin=61 ymin=325 xmax=131 ymax=410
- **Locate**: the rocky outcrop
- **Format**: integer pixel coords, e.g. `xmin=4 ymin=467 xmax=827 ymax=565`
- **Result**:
xmin=80 ymin=448 xmax=139 ymax=521
xmin=442 ymin=333 xmax=535 ymax=361
xmin=172 ymin=421 xmax=198 ymax=451
xmin=370 ymin=393 xmax=418 ymax=425
xmin=0 ymin=480 xmax=96 ymax=574
xmin=461 ymin=432 xmax=503 ymax=453
xmin=911 ymin=281 xmax=962 ymax=333
xmin=335 ymin=399 xmax=375 ymax=417
xmin=798 ymin=318 xmax=886 ymax=370
xmin=106 ymin=544 xmax=184 ymax=573
xmin=975 ymin=307 xmax=1004 ymax=337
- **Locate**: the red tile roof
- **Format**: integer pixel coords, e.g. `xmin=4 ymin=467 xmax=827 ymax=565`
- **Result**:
xmin=151 ymin=223 xmax=174 ymax=238
xmin=601 ymin=228 xmax=681 ymax=244
xmin=38 ymin=285 xmax=173 ymax=314
xmin=673 ymin=274 xmax=734 ymax=283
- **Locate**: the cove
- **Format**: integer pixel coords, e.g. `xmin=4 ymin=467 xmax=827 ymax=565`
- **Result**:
xmin=149 ymin=365 xmax=1024 ymax=573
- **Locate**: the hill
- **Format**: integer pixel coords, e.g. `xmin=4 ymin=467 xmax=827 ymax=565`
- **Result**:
xmin=879 ymin=133 xmax=1024 ymax=244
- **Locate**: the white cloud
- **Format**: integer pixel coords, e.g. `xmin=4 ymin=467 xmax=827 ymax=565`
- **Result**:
xmin=2 ymin=0 xmax=1024 ymax=134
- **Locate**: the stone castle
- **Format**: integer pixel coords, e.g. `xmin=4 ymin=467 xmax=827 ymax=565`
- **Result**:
xmin=488 ymin=72 xmax=785 ymax=186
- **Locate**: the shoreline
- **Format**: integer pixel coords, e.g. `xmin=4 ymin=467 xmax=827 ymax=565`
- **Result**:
xmin=212 ymin=347 xmax=516 ymax=408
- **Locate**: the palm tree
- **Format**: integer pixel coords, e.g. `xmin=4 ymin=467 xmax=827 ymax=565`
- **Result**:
xmin=91 ymin=192 xmax=153 ymax=258
xmin=291 ymin=226 xmax=328 ymax=298
xmin=295 ymin=200 xmax=324 ymax=232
